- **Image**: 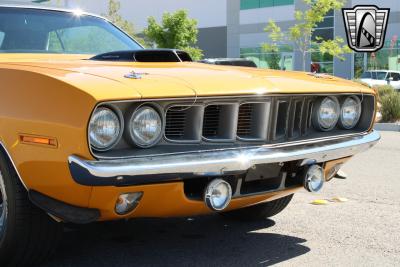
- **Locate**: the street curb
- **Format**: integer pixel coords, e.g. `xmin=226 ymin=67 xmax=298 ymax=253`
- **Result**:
xmin=374 ymin=123 xmax=400 ymax=132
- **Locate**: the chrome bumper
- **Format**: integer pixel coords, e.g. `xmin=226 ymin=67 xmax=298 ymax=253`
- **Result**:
xmin=68 ymin=131 xmax=380 ymax=186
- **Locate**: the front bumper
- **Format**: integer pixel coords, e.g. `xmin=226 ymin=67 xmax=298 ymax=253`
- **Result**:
xmin=68 ymin=131 xmax=380 ymax=187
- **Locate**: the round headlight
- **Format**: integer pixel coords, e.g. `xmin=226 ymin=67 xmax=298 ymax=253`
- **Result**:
xmin=128 ymin=106 xmax=162 ymax=148
xmin=89 ymin=107 xmax=122 ymax=151
xmin=339 ymin=96 xmax=362 ymax=129
xmin=313 ymin=96 xmax=340 ymax=131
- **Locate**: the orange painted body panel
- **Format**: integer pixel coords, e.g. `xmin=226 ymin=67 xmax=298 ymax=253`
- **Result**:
xmin=89 ymin=182 xmax=301 ymax=221
xmin=0 ymin=54 xmax=377 ymax=220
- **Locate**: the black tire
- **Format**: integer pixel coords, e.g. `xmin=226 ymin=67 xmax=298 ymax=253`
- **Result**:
xmin=0 ymin=150 xmax=63 ymax=267
xmin=222 ymin=194 xmax=294 ymax=221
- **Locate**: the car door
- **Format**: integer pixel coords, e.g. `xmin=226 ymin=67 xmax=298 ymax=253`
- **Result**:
xmin=371 ymin=71 xmax=387 ymax=87
xmin=360 ymin=71 xmax=372 ymax=86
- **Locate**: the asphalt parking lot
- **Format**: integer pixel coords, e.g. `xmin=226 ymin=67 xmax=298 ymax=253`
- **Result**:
xmin=43 ymin=131 xmax=400 ymax=267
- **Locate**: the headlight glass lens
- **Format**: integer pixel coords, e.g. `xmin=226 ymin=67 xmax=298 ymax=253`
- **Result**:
xmin=316 ymin=97 xmax=340 ymax=131
xmin=340 ymin=96 xmax=362 ymax=129
xmin=130 ymin=106 xmax=162 ymax=148
xmin=89 ymin=107 xmax=121 ymax=150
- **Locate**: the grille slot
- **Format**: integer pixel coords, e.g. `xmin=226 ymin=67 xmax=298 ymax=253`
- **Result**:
xmin=273 ymin=100 xmax=290 ymax=140
xmin=202 ymin=105 xmax=220 ymax=138
xmin=165 ymin=105 xmax=204 ymax=142
xmin=237 ymin=102 xmax=271 ymax=140
xmin=202 ymin=104 xmax=238 ymax=141
xmin=237 ymin=104 xmax=253 ymax=137
xmin=302 ymin=100 xmax=314 ymax=135
xmin=289 ymin=99 xmax=304 ymax=139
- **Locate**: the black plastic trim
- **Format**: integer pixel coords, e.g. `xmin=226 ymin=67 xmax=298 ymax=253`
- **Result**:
xmin=28 ymin=190 xmax=100 ymax=224
xmin=90 ymin=49 xmax=193 ymax=62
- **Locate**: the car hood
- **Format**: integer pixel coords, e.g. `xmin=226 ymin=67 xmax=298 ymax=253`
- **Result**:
xmin=1 ymin=54 xmax=373 ymax=101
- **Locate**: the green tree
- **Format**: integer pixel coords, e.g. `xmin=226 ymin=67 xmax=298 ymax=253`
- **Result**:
xmin=102 ymin=0 xmax=144 ymax=46
xmin=264 ymin=0 xmax=351 ymax=71
xmin=262 ymin=20 xmax=284 ymax=69
xmin=144 ymin=10 xmax=203 ymax=60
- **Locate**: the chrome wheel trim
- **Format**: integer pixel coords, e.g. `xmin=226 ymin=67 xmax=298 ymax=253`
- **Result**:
xmin=0 ymin=171 xmax=7 ymax=240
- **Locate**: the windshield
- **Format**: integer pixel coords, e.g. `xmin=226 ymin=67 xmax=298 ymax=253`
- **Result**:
xmin=0 ymin=7 xmax=142 ymax=54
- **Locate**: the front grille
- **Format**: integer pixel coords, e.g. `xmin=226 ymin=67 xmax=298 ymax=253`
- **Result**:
xmin=165 ymin=98 xmax=314 ymax=143
xmin=164 ymin=97 xmax=317 ymax=144
xmin=91 ymin=94 xmax=376 ymax=159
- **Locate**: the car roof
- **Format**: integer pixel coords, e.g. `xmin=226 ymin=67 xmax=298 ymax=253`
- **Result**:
xmin=0 ymin=3 xmax=107 ymax=21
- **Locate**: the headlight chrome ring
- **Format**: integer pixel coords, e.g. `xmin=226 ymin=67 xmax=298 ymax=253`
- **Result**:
xmin=127 ymin=105 xmax=163 ymax=148
xmin=339 ymin=96 xmax=362 ymax=129
xmin=89 ymin=106 xmax=123 ymax=151
xmin=313 ymin=96 xmax=340 ymax=131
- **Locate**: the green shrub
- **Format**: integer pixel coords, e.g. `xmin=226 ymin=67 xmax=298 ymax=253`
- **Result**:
xmin=375 ymin=85 xmax=395 ymax=100
xmin=381 ymin=91 xmax=400 ymax=122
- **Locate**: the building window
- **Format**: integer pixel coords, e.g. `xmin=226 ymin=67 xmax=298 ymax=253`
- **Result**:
xmin=311 ymin=10 xmax=335 ymax=74
xmin=240 ymin=0 xmax=294 ymax=10
xmin=354 ymin=40 xmax=400 ymax=79
xmin=240 ymin=46 xmax=294 ymax=70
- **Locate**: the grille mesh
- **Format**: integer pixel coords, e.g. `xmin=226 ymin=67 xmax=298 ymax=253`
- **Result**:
xmin=165 ymin=107 xmax=187 ymax=139
xmin=202 ymin=105 xmax=221 ymax=138
xmin=167 ymin=99 xmax=313 ymax=142
xmin=237 ymin=104 xmax=253 ymax=138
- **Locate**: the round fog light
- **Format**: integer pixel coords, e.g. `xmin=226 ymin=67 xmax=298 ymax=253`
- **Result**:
xmin=304 ymin=165 xmax=325 ymax=193
xmin=204 ymin=179 xmax=232 ymax=211
xmin=115 ymin=192 xmax=143 ymax=215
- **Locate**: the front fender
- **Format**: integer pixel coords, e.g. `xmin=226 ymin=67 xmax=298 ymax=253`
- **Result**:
xmin=0 ymin=67 xmax=96 ymax=207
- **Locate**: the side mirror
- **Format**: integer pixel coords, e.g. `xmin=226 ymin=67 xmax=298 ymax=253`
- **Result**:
xmin=387 ymin=77 xmax=394 ymax=84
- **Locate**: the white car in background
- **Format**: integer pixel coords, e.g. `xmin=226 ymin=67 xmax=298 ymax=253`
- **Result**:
xmin=360 ymin=70 xmax=400 ymax=90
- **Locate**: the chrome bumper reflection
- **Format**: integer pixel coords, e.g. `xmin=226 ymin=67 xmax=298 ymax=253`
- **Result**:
xmin=68 ymin=131 xmax=380 ymax=186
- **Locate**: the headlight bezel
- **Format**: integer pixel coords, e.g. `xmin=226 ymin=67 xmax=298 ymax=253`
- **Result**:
xmin=126 ymin=104 xmax=164 ymax=148
xmin=89 ymin=106 xmax=124 ymax=152
xmin=313 ymin=96 xmax=341 ymax=131
xmin=339 ymin=96 xmax=362 ymax=129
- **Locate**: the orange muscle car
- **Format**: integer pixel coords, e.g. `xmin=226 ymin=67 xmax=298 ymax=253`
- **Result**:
xmin=0 ymin=5 xmax=380 ymax=266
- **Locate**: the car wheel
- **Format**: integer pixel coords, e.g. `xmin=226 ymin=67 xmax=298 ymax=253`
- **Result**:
xmin=221 ymin=194 xmax=294 ymax=221
xmin=0 ymin=150 xmax=62 ymax=266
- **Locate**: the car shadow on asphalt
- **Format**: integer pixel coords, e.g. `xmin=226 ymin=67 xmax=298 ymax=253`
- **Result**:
xmin=43 ymin=215 xmax=310 ymax=267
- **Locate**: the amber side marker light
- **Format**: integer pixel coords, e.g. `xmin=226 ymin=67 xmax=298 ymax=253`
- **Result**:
xmin=19 ymin=135 xmax=58 ymax=148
